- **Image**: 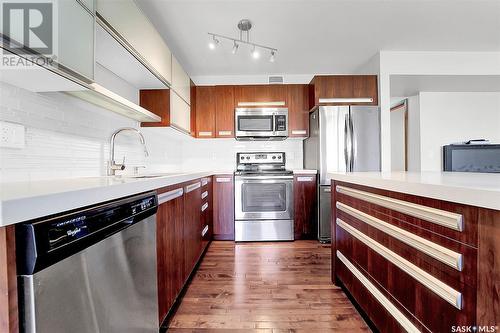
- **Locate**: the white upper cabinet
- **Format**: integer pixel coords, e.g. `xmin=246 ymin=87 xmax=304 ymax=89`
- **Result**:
xmin=171 ymin=56 xmax=191 ymax=105
xmin=96 ymin=0 xmax=172 ymax=85
xmin=170 ymin=90 xmax=191 ymax=133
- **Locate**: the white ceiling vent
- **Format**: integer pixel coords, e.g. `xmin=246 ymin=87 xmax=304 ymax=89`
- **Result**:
xmin=268 ymin=75 xmax=284 ymax=84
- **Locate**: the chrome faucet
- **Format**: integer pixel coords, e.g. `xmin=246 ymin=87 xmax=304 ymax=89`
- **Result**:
xmin=108 ymin=128 xmax=149 ymax=176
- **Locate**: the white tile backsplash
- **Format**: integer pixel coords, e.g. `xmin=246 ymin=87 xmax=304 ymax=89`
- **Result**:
xmin=0 ymin=81 xmax=304 ymax=182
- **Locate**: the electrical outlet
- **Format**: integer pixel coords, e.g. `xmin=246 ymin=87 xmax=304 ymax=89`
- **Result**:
xmin=0 ymin=121 xmax=25 ymax=149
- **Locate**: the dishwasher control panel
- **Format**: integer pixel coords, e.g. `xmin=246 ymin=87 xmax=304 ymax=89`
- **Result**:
xmin=16 ymin=192 xmax=158 ymax=275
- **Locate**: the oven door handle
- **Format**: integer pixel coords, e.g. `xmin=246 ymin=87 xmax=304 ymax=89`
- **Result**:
xmin=236 ymin=175 xmax=294 ymax=180
xmin=272 ymin=113 xmax=276 ymax=135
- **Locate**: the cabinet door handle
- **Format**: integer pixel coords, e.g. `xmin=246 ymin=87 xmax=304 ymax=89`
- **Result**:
xmin=218 ymin=130 xmax=232 ymax=136
xmin=201 ymin=191 xmax=208 ymax=199
xmin=237 ymin=101 xmax=285 ymax=107
xmin=185 ymin=182 xmax=201 ymax=193
xmin=201 ymin=225 xmax=209 ymax=237
xmin=291 ymin=130 xmax=307 ymax=135
xmin=158 ymin=188 xmax=183 ymax=204
xmin=319 ymin=97 xmax=373 ymax=103
xmin=198 ymin=131 xmax=213 ymax=137
xmin=216 ymin=177 xmax=231 ymax=183
xmin=297 ymin=176 xmax=314 ymax=182
xmin=201 ymin=202 xmax=209 ymax=212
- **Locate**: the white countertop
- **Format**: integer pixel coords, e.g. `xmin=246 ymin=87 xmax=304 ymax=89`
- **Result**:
xmin=328 ymin=171 xmax=500 ymax=210
xmin=0 ymin=172 xmax=227 ymax=227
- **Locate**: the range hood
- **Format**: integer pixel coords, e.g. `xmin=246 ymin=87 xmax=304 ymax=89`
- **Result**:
xmin=67 ymin=83 xmax=161 ymax=123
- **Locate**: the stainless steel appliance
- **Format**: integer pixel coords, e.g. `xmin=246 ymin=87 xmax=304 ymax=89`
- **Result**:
xmin=304 ymin=106 xmax=381 ymax=242
xmin=235 ymin=107 xmax=288 ymax=140
xmin=234 ymin=152 xmax=294 ymax=241
xmin=443 ymin=143 xmax=500 ymax=173
xmin=16 ymin=192 xmax=159 ymax=333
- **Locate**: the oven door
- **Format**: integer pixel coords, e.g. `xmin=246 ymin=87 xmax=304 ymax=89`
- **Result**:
xmin=234 ymin=175 xmax=294 ymax=220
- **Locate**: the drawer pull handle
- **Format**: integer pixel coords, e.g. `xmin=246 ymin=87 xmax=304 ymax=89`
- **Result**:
xmin=185 ymin=182 xmax=201 ymax=193
xmin=158 ymin=188 xmax=183 ymax=204
xmin=201 ymin=191 xmax=208 ymax=199
xmin=297 ymin=176 xmax=314 ymax=182
xmin=201 ymin=178 xmax=209 ymax=186
xmin=201 ymin=203 xmax=209 ymax=212
xmin=218 ymin=130 xmax=232 ymax=136
xmin=337 ymin=251 xmax=421 ymax=333
xmin=336 ymin=185 xmax=463 ymax=231
xmin=291 ymin=130 xmax=307 ymax=135
xmin=336 ymin=202 xmax=463 ymax=271
xmin=202 ymin=225 xmax=209 ymax=237
xmin=216 ymin=177 xmax=231 ymax=183
xmin=337 ymin=218 xmax=462 ymax=309
xmin=198 ymin=131 xmax=213 ymax=137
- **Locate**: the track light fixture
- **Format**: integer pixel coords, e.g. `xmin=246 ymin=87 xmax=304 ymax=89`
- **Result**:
xmin=207 ymin=19 xmax=277 ymax=62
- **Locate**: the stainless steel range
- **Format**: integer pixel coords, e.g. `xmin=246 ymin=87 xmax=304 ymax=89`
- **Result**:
xmin=234 ymin=152 xmax=294 ymax=242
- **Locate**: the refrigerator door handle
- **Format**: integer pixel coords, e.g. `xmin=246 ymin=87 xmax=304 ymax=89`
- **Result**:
xmin=344 ymin=113 xmax=350 ymax=171
xmin=349 ymin=111 xmax=355 ymax=171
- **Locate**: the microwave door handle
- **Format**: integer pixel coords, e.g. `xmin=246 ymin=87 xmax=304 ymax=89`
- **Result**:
xmin=272 ymin=113 xmax=276 ymax=135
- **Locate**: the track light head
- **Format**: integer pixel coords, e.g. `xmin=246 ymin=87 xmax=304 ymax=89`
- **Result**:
xmin=208 ymin=35 xmax=219 ymax=50
xmin=251 ymin=45 xmax=260 ymax=59
xmin=269 ymin=50 xmax=276 ymax=62
xmin=232 ymin=41 xmax=239 ymax=54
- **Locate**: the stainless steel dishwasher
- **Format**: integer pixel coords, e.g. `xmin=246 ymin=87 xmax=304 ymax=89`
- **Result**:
xmin=16 ymin=191 xmax=159 ymax=333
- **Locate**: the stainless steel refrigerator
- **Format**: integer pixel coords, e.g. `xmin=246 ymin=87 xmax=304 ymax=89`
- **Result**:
xmin=303 ymin=106 xmax=381 ymax=242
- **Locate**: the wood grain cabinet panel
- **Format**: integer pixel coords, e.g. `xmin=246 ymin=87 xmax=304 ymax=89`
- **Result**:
xmin=309 ymin=75 xmax=378 ymax=107
xmin=293 ymin=174 xmax=317 ymax=239
xmin=190 ymin=80 xmax=197 ymax=137
xmin=140 ymin=89 xmax=170 ymax=127
xmin=287 ymin=84 xmax=310 ymax=137
xmin=0 ymin=226 xmax=18 ymax=333
xmin=331 ymin=180 xmax=500 ymax=333
xmin=201 ymin=177 xmax=213 ymax=250
xmin=156 ymin=185 xmax=185 ymax=323
xmin=213 ymin=175 xmax=234 ymax=240
xmin=234 ymin=85 xmax=287 ymax=107
xmin=183 ymin=180 xmax=203 ymax=276
xmin=215 ymin=86 xmax=235 ymax=137
xmin=195 ymin=86 xmax=216 ymax=138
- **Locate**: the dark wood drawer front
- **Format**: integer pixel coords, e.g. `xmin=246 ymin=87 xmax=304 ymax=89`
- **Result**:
xmin=336 ymin=250 xmax=428 ymax=333
xmin=336 ymin=202 xmax=478 ymax=288
xmin=336 ymin=223 xmax=477 ymax=332
xmin=335 ymin=181 xmax=478 ymax=247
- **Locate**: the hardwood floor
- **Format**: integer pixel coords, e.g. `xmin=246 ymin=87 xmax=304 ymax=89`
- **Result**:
xmin=168 ymin=241 xmax=370 ymax=332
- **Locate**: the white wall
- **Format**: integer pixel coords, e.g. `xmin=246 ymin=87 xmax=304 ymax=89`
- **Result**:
xmin=405 ymin=92 xmax=500 ymax=171
xmin=0 ymin=82 xmax=304 ymax=182
xmin=390 ymin=109 xmax=406 ymax=171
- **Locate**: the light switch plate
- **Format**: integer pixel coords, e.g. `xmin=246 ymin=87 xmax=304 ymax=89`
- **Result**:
xmin=0 ymin=121 xmax=25 ymax=148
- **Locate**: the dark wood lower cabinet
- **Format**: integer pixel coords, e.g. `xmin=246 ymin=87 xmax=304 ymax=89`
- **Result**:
xmin=156 ymin=184 xmax=185 ymax=324
xmin=183 ymin=180 xmax=203 ymax=278
xmin=213 ymin=175 xmax=234 ymax=240
xmin=0 ymin=226 xmax=18 ymax=333
xmin=331 ymin=180 xmax=500 ymax=332
xmin=293 ymin=174 xmax=317 ymax=240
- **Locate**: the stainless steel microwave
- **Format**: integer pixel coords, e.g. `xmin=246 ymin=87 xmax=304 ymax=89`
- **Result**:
xmin=235 ymin=107 xmax=288 ymax=140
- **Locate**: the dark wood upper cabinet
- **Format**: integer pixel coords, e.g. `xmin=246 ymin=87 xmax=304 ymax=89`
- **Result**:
xmin=213 ymin=175 xmax=234 ymax=240
xmin=195 ymin=86 xmax=216 ymax=138
xmin=234 ymin=85 xmax=287 ymax=107
xmin=190 ymin=80 xmax=197 ymax=137
xmin=215 ymin=85 xmax=235 ymax=138
xmin=309 ymin=75 xmax=378 ymax=107
xmin=293 ymin=174 xmax=317 ymax=240
xmin=287 ymin=84 xmax=310 ymax=137
xmin=139 ymin=89 xmax=170 ymax=127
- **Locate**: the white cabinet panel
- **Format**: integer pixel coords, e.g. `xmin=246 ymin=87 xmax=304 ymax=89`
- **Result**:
xmin=171 ymin=56 xmax=190 ymax=105
xmin=97 ymin=0 xmax=172 ymax=84
xmin=170 ymin=90 xmax=191 ymax=133
xmin=58 ymin=0 xmax=95 ymax=80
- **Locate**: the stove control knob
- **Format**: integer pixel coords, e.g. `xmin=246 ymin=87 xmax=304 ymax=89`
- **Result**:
xmin=278 ymin=156 xmax=282 ymax=159
xmin=246 ymin=156 xmax=250 ymax=160
xmin=272 ymin=156 xmax=276 ymax=160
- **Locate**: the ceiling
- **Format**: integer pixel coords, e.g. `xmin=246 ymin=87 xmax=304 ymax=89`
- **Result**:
xmin=136 ymin=0 xmax=500 ymax=78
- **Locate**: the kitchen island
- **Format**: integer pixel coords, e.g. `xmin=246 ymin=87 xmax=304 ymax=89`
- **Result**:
xmin=329 ymin=171 xmax=500 ymax=333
